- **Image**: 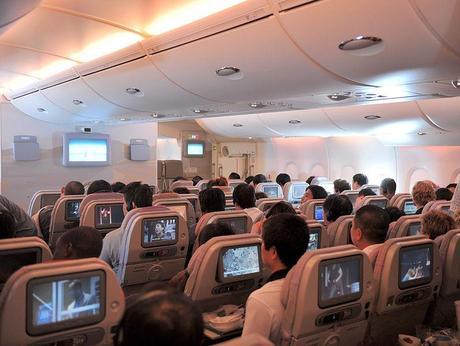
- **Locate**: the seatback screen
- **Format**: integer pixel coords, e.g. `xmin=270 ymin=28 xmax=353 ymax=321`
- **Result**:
xmin=403 ymin=200 xmax=417 ymax=215
xmin=293 ymin=185 xmax=306 ymax=199
xmin=0 ymin=248 xmax=41 ymax=287
xmin=65 ymin=200 xmax=81 ymax=222
xmin=319 ymin=255 xmax=363 ymax=308
xmin=263 ymin=186 xmax=279 ymax=198
xmin=94 ymin=204 xmax=124 ymax=230
xmin=27 ymin=271 xmax=105 ymax=336
xmin=216 ymin=217 xmax=247 ymax=234
xmin=399 ymin=244 xmax=432 ymax=289
xmin=40 ymin=194 xmax=60 ymax=208
xmin=370 ymin=199 xmax=387 ymax=209
xmin=219 ymin=244 xmax=261 ymax=282
xmin=307 ymin=229 xmax=320 ymax=252
xmin=407 ymin=222 xmax=421 ymax=236
xmin=314 ymin=205 xmax=324 ymax=221
xmin=142 ymin=217 xmax=178 ymax=247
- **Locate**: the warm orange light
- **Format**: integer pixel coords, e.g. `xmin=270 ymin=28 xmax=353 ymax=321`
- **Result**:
xmin=5 ymin=75 xmax=40 ymax=91
xmin=145 ymin=0 xmax=248 ymax=35
xmin=31 ymin=60 xmax=78 ymax=79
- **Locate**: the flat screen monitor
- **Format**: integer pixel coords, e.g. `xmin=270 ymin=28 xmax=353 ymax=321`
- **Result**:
xmin=218 ymin=244 xmax=262 ymax=283
xmin=407 ymin=222 xmax=421 ymax=236
xmin=142 ymin=217 xmax=178 ymax=247
xmin=403 ymin=200 xmax=417 ymax=215
xmin=94 ymin=204 xmax=124 ymax=230
xmin=318 ymin=255 xmax=363 ymax=308
xmin=314 ymin=205 xmax=324 ymax=221
xmin=65 ymin=200 xmax=81 ymax=222
xmin=185 ymin=140 xmax=205 ymax=158
xmin=62 ymin=133 xmax=111 ymax=167
xmin=263 ymin=186 xmax=279 ymax=198
xmin=345 ymin=193 xmax=358 ymax=206
xmin=216 ymin=217 xmax=247 ymax=234
xmin=370 ymin=199 xmax=387 ymax=209
xmin=0 ymin=248 xmax=41 ymax=287
xmin=399 ymin=244 xmax=432 ymax=289
xmin=166 ymin=205 xmax=187 ymax=221
xmin=293 ymin=185 xmax=306 ymax=200
xmin=307 ymin=229 xmax=321 ymax=252
xmin=320 ymin=182 xmax=334 ymax=195
xmin=27 ymin=271 xmax=105 ymax=336
xmin=40 ymin=194 xmax=60 ymax=208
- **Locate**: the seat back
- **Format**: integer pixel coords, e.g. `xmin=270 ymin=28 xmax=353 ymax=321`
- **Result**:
xmin=170 ymin=180 xmax=194 ymax=191
xmin=283 ymin=182 xmax=308 ymax=205
xmin=80 ymin=193 xmax=125 ymax=236
xmin=0 ymin=258 xmax=124 ymax=346
xmin=185 ymin=234 xmax=264 ymax=312
xmin=48 ymin=195 xmax=85 ymax=247
xmin=299 ymin=199 xmax=326 ymax=222
xmin=196 ymin=180 xmax=210 ymax=191
xmin=255 ymin=198 xmax=284 ymax=212
xmin=180 ymin=194 xmax=202 ymax=220
xmin=327 ymin=215 xmax=354 ymax=246
xmin=387 ymin=215 xmax=422 ymax=239
xmin=28 ymin=190 xmax=61 ymax=216
xmin=152 ymin=197 xmax=196 ymax=227
xmin=430 ymin=201 xmax=451 ymax=214
xmin=228 ymin=179 xmax=245 ymax=191
xmin=281 ymin=246 xmax=374 ymax=346
xmin=389 ymin=193 xmax=411 ymax=207
xmin=396 ymin=197 xmax=417 ymax=215
xmin=422 ymin=200 xmax=437 ymax=214
xmin=213 ymin=186 xmax=233 ymax=194
xmin=118 ymin=207 xmax=189 ymax=286
xmin=187 ymin=187 xmax=200 ymax=195
xmin=360 ymin=184 xmax=380 ymax=195
xmin=361 ymin=196 xmax=388 ymax=209
xmin=153 ymin=192 xmax=180 ymax=201
xmin=341 ymin=190 xmax=359 ymax=208
xmin=195 ymin=211 xmax=253 ymax=238
xmin=306 ymin=221 xmax=329 ymax=251
xmin=255 ymin=182 xmax=283 ymax=199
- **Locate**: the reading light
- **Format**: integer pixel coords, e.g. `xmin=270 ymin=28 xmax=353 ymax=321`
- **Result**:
xmin=151 ymin=113 xmax=165 ymax=119
xmin=417 ymin=132 xmax=427 ymax=136
xmin=120 ymin=118 xmax=128 ymax=121
xmin=233 ymin=123 xmax=243 ymax=127
xmin=339 ymin=36 xmax=383 ymax=51
xmin=249 ymin=102 xmax=266 ymax=109
xmin=193 ymin=109 xmax=209 ymax=114
xmin=125 ymin=88 xmax=144 ymax=97
xmin=37 ymin=108 xmax=48 ymax=113
xmin=72 ymin=99 xmax=85 ymax=106
xmin=364 ymin=115 xmax=381 ymax=120
xmin=328 ymin=94 xmax=351 ymax=101
xmin=289 ymin=120 xmax=301 ymax=125
xmin=452 ymin=80 xmax=460 ymax=89
xmin=216 ymin=67 xmax=240 ymax=77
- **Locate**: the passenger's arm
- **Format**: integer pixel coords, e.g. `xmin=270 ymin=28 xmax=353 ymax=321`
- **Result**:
xmin=242 ymin=295 xmax=273 ymax=339
xmin=451 ymin=183 xmax=460 ymax=213
xmin=99 ymin=238 xmax=113 ymax=267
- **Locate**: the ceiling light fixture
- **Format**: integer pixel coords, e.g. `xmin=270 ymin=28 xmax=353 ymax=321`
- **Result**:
xmin=289 ymin=120 xmax=301 ymax=125
xmin=328 ymin=94 xmax=351 ymax=101
xmin=72 ymin=99 xmax=85 ymax=106
xmin=216 ymin=66 xmax=240 ymax=77
xmin=417 ymin=132 xmax=427 ymax=136
xmin=120 ymin=117 xmax=129 ymax=121
xmin=451 ymin=80 xmax=460 ymax=89
xmin=249 ymin=102 xmax=267 ymax=109
xmin=151 ymin=113 xmax=165 ymax=119
xmin=233 ymin=123 xmax=243 ymax=127
xmin=36 ymin=107 xmax=48 ymax=113
xmin=364 ymin=115 xmax=381 ymax=120
xmin=193 ymin=109 xmax=209 ymax=114
xmin=339 ymin=36 xmax=383 ymax=51
xmin=125 ymin=87 xmax=144 ymax=97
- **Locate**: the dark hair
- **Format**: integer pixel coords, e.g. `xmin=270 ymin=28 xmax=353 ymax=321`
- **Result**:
xmin=199 ymin=188 xmax=225 ymax=214
xmin=116 ymin=289 xmax=203 ymax=346
xmin=198 ymin=223 xmax=235 ymax=246
xmin=228 ymin=172 xmax=241 ymax=180
xmin=354 ymin=205 xmax=390 ymax=244
xmin=266 ymin=201 xmax=296 ymax=218
xmin=252 ymin=174 xmax=267 ymax=186
xmin=111 ymin=182 xmax=126 ymax=193
xmin=276 ymin=173 xmax=291 ymax=187
xmin=385 ymin=206 xmax=405 ymax=223
xmin=192 ymin=176 xmax=202 ymax=186
xmin=262 ymin=214 xmax=309 ymax=268
xmin=380 ymin=178 xmax=396 ymax=196
xmin=323 ymin=194 xmax=353 ymax=222
xmin=64 ymin=181 xmax=85 ymax=195
xmin=233 ymin=184 xmax=256 ymax=209
xmin=306 ymin=176 xmax=315 ymax=185
xmin=333 ymin=179 xmax=351 ymax=193
xmin=245 ymin=176 xmax=254 ymax=184
xmin=124 ymin=182 xmax=142 ymax=211
xmin=87 ymin=180 xmax=112 ymax=195
xmin=0 ymin=210 xmax=16 ymax=239
xmin=358 ymin=188 xmax=376 ymax=197
xmin=173 ymin=187 xmax=190 ymax=195
xmin=305 ymin=185 xmax=328 ymax=199
xmin=353 ymin=174 xmax=368 ymax=187
xmin=255 ymin=192 xmax=268 ymax=200
xmin=54 ymin=226 xmax=103 ymax=259
xmin=446 ymin=183 xmax=457 ymax=190
xmin=436 ymin=187 xmax=453 ymax=201
xmin=173 ymin=176 xmax=186 ymax=182
xmin=134 ymin=185 xmax=153 ymax=208
xmin=421 ymin=210 xmax=456 ymax=240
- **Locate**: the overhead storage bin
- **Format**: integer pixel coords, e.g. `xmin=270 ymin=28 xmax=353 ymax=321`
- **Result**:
xmin=417 ymin=96 xmax=460 ymax=132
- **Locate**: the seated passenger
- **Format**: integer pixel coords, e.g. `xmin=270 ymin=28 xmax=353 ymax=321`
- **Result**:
xmin=0 ymin=210 xmax=16 ymax=239
xmin=300 ymin=185 xmax=328 ymax=204
xmin=199 ymin=188 xmax=226 ymax=214
xmin=0 ymin=194 xmax=36 ymax=237
xmin=192 ymin=175 xmax=203 ymax=186
xmin=233 ymin=184 xmax=263 ymax=222
xmin=412 ymin=181 xmax=436 ymax=214
xmin=245 ymin=176 xmax=255 ymax=185
xmin=172 ymin=176 xmax=186 ymax=182
xmin=385 ymin=206 xmax=406 ymax=223
xmin=323 ymin=194 xmax=353 ymax=226
xmin=354 ymin=188 xmax=377 ymax=210
xmin=53 ymin=226 xmax=103 ymax=259
xmin=87 ymin=180 xmax=112 ymax=194
xmin=334 ymin=179 xmax=351 ymax=193
xmin=446 ymin=183 xmax=457 ymax=194
xmin=115 ymin=288 xmax=204 ymax=346
xmin=352 ymin=173 xmax=368 ymax=190
xmin=111 ymin=182 xmax=126 ymax=193
xmin=276 ymin=173 xmax=291 ymax=188
xmin=350 ymin=205 xmax=390 ymax=255
xmin=251 ymin=201 xmax=297 ymax=236
xmin=173 ymin=187 xmax=190 ymax=195
xmin=252 ymin=174 xmax=267 ymax=188
xmin=255 ymin=192 xmax=268 ymax=200
xmin=421 ymin=210 xmax=456 ymax=240
xmin=306 ymin=176 xmax=315 ymax=185
xmin=229 ymin=172 xmax=241 ymax=180
xmin=242 ymin=214 xmax=309 ymax=344
xmin=435 ymin=187 xmax=453 ymax=201
xmin=380 ymin=178 xmax=397 ymax=200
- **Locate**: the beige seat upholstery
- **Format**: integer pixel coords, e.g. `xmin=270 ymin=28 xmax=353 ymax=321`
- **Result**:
xmin=217 ymin=333 xmax=273 ymax=346
xmin=28 ymin=190 xmax=61 ymax=216
xmin=0 ymin=258 xmax=124 ymax=346
xmin=255 ymin=198 xmax=284 ymax=212
xmin=281 ymin=245 xmax=374 ymax=345
xmin=421 ymin=200 xmax=437 ymax=214
xmin=255 ymin=182 xmax=283 ymax=199
xmin=306 ymin=221 xmax=329 ymax=251
xmin=117 ymin=207 xmax=188 ymax=287
xmin=299 ymin=199 xmax=326 ymax=221
xmin=389 ymin=193 xmax=411 ymax=207
xmin=187 ymin=187 xmax=200 ymax=195
xmin=361 ymin=196 xmax=388 ymax=209
xmin=196 ymin=180 xmax=210 ymax=191
xmin=152 ymin=197 xmax=196 ymax=227
xmin=327 ymin=215 xmax=354 ymax=246
xmin=394 ymin=196 xmax=417 ymax=215
xmin=180 ymin=193 xmax=202 ymax=220
xmin=170 ymin=180 xmax=194 ymax=191
xmin=386 ymin=215 xmax=422 ymax=239
xmin=360 ymin=184 xmax=380 ymax=194
xmin=341 ymin=190 xmax=359 ymax=208
xmin=224 ymin=193 xmax=235 ymax=209
xmin=153 ymin=192 xmax=180 ymax=202
xmin=195 ymin=211 xmax=253 ymax=238
xmin=368 ymin=237 xmax=441 ymax=344
xmin=185 ymin=234 xmax=264 ymax=312
xmin=429 ymin=201 xmax=451 ymax=214
xmin=283 ymin=182 xmax=308 ymax=205
xmin=213 ymin=186 xmax=233 ymax=194
xmin=48 ymin=195 xmax=85 ymax=247
xmin=228 ymin=179 xmax=246 ymax=191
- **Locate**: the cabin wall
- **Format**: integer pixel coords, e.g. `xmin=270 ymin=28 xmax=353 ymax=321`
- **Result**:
xmin=0 ymin=103 xmax=158 ymax=209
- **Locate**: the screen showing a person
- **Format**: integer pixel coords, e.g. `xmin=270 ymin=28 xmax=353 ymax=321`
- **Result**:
xmin=370 ymin=199 xmax=387 ymax=209
xmin=407 ymin=223 xmax=421 ymax=236
xmin=404 ymin=200 xmax=417 ymax=215
xmin=314 ymin=205 xmax=324 ymax=221
xmin=221 ymin=245 xmax=261 ymax=279
xmin=0 ymin=248 xmax=40 ymax=287
xmin=399 ymin=245 xmax=432 ymax=289
xmin=142 ymin=217 xmax=178 ymax=247
xmin=293 ymin=185 xmax=306 ymax=199
xmin=166 ymin=205 xmax=187 ymax=221
xmin=307 ymin=230 xmax=320 ymax=252
xmin=187 ymin=143 xmax=204 ymax=156
xmin=94 ymin=204 xmax=124 ymax=229
xmin=217 ymin=217 xmax=247 ymax=234
xmin=319 ymin=255 xmax=362 ymax=308
xmin=68 ymin=138 xmax=108 ymax=162
xmin=65 ymin=200 xmax=81 ymax=222
xmin=28 ymin=273 xmax=103 ymax=335
xmin=263 ymin=186 xmax=279 ymax=198
xmin=40 ymin=194 xmax=60 ymax=208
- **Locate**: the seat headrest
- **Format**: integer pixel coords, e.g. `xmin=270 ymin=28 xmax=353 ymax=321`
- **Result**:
xmin=153 ymin=192 xmax=180 ymax=201
xmin=80 ymin=192 xmax=124 ymax=212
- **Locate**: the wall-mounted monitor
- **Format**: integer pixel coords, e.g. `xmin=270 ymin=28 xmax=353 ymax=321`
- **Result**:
xmin=62 ymin=133 xmax=111 ymax=167
xmin=184 ymin=140 xmax=205 ymax=158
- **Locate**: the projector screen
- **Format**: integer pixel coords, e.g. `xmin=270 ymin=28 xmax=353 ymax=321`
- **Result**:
xmin=63 ymin=133 xmax=111 ymax=167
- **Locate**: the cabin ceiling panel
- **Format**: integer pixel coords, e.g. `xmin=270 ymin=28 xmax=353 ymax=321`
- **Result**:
xmin=417 ymin=96 xmax=460 ymax=132
xmin=0 ymin=70 xmax=39 ymax=92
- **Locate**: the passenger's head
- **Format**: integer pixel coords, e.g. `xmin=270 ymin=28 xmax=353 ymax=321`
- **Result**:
xmin=62 ymin=181 xmax=85 ymax=196
xmin=261 ymin=214 xmax=309 ymax=270
xmin=172 ymin=176 xmax=186 ymax=182
xmin=446 ymin=183 xmax=457 ymax=194
xmin=252 ymin=174 xmax=267 ymax=187
xmin=0 ymin=210 xmax=16 ymax=239
xmin=323 ymin=194 xmax=353 ymax=225
xmin=352 ymin=173 xmax=368 ymax=190
xmin=351 ymin=205 xmax=390 ymax=250
xmin=53 ymin=227 xmax=103 ymax=259
xmin=198 ymin=222 xmax=235 ymax=246
xmin=385 ymin=206 xmax=405 ymax=223
xmin=454 ymin=209 xmax=460 ymax=228
xmin=228 ymin=172 xmax=241 ymax=180
xmin=380 ymin=178 xmax=396 ymax=200
xmin=276 ymin=173 xmax=291 ymax=187
xmin=115 ymin=289 xmax=204 ymax=346
xmin=255 ymin=192 xmax=268 ymax=200
xmin=232 ymin=184 xmax=256 ymax=209
xmin=123 ymin=182 xmax=142 ymax=212
xmin=173 ymin=187 xmax=190 ymax=195
xmin=435 ymin=187 xmax=453 ymax=201
xmin=133 ymin=184 xmax=153 ymax=208
xmin=111 ymin=182 xmax=126 ymax=193
xmin=421 ymin=210 xmax=456 ymax=240
xmin=306 ymin=176 xmax=315 ymax=185
xmin=333 ymin=179 xmax=351 ymax=193
xmin=355 ymin=188 xmax=377 ymax=209
xmin=215 ymin=176 xmax=228 ymax=186
xmin=301 ymin=185 xmax=328 ymax=204
xmin=266 ymin=201 xmax=296 ymax=219
xmin=87 ymin=180 xmax=112 ymax=195
xmin=412 ymin=181 xmax=436 ymax=209
xmin=245 ymin=176 xmax=254 ymax=185
xmin=192 ymin=176 xmax=202 ymax=186
xmin=199 ymin=188 xmax=225 ymax=214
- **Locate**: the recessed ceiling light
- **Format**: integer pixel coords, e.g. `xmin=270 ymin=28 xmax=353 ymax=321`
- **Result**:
xmin=72 ymin=99 xmax=85 ymax=106
xmin=248 ymin=137 xmax=253 ymax=139
xmin=233 ymin=123 xmax=243 ymax=127
xmin=120 ymin=117 xmax=129 ymax=121
xmin=151 ymin=113 xmax=165 ymax=119
xmin=216 ymin=66 xmax=240 ymax=77
xmin=249 ymin=102 xmax=267 ymax=109
xmin=364 ymin=115 xmax=381 ymax=120
xmin=339 ymin=36 xmax=383 ymax=51
xmin=125 ymin=87 xmax=144 ymax=97
xmin=328 ymin=94 xmax=351 ymax=101
xmin=37 ymin=107 xmax=47 ymax=113
xmin=451 ymin=80 xmax=460 ymax=89
xmin=193 ymin=109 xmax=209 ymax=114
xmin=417 ymin=132 xmax=427 ymax=136
xmin=289 ymin=120 xmax=301 ymax=125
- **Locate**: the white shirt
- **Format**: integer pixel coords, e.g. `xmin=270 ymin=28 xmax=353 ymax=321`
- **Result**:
xmin=99 ymin=227 xmax=122 ymax=274
xmin=244 ymin=207 xmax=264 ymax=222
xmin=242 ymin=278 xmax=285 ymax=344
